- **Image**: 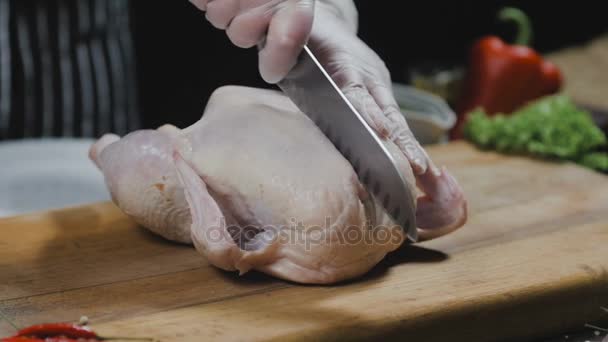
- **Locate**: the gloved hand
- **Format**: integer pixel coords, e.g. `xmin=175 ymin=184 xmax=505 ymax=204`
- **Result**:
xmin=188 ymin=0 xmax=315 ymax=84
xmin=309 ymin=3 xmax=467 ymax=238
xmin=309 ymin=2 xmax=433 ymax=175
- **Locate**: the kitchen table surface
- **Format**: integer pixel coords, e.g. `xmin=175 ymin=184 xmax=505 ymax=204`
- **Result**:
xmin=1 ymin=141 xmax=607 ymax=341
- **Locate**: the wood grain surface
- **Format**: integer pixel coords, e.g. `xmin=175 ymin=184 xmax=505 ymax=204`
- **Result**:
xmin=547 ymin=34 xmax=608 ymax=111
xmin=1 ymin=142 xmax=607 ymax=341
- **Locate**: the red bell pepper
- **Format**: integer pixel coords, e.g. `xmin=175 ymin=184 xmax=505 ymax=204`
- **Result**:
xmin=451 ymin=7 xmax=563 ymax=139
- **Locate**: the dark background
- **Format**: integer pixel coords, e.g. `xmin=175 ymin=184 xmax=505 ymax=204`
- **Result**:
xmin=131 ymin=1 xmax=608 ymax=130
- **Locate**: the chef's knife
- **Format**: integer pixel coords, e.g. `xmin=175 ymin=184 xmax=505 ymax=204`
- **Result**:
xmin=277 ymin=45 xmax=418 ymax=242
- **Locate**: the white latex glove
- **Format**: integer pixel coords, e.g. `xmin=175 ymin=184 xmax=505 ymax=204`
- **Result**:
xmin=309 ymin=3 xmax=433 ymax=175
xmin=189 ymin=0 xmax=315 ymax=84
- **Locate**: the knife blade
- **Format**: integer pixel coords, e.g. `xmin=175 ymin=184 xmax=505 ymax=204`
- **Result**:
xmin=277 ymin=45 xmax=418 ymax=242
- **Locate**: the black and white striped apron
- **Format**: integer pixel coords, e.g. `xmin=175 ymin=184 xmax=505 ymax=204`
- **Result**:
xmin=0 ymin=0 xmax=139 ymax=140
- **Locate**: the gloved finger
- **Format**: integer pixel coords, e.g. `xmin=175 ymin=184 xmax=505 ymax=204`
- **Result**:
xmin=226 ymin=5 xmax=273 ymax=48
xmin=205 ymin=0 xmax=240 ymax=29
xmin=366 ymin=80 xmax=433 ymax=175
xmin=189 ymin=0 xmax=210 ymax=11
xmin=342 ymin=84 xmax=392 ymax=138
xmin=258 ymin=0 xmax=315 ymax=84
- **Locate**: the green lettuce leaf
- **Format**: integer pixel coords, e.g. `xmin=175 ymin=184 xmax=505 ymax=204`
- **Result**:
xmin=463 ymin=95 xmax=608 ymax=172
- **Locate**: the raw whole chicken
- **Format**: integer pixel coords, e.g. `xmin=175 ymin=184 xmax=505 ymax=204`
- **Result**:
xmin=90 ymin=86 xmax=467 ymax=284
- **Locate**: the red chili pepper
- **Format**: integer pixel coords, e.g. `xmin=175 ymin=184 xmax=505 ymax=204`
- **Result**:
xmin=13 ymin=323 xmax=98 ymax=340
xmin=1 ymin=322 xmax=99 ymax=342
xmin=452 ymin=7 xmax=563 ymax=139
xmin=2 ymin=321 xmax=154 ymax=342
xmin=2 ymin=338 xmax=85 ymax=342
xmin=1 ymin=338 xmax=44 ymax=342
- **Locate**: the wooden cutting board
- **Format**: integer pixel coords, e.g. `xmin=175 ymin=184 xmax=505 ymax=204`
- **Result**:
xmin=1 ymin=141 xmax=607 ymax=342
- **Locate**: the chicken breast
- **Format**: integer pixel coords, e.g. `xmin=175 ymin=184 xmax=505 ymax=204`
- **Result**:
xmin=90 ymin=86 xmax=466 ymax=284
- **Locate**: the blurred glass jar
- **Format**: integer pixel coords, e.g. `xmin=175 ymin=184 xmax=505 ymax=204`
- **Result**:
xmin=406 ymin=63 xmax=465 ymax=107
xmin=392 ymin=83 xmax=457 ymax=145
